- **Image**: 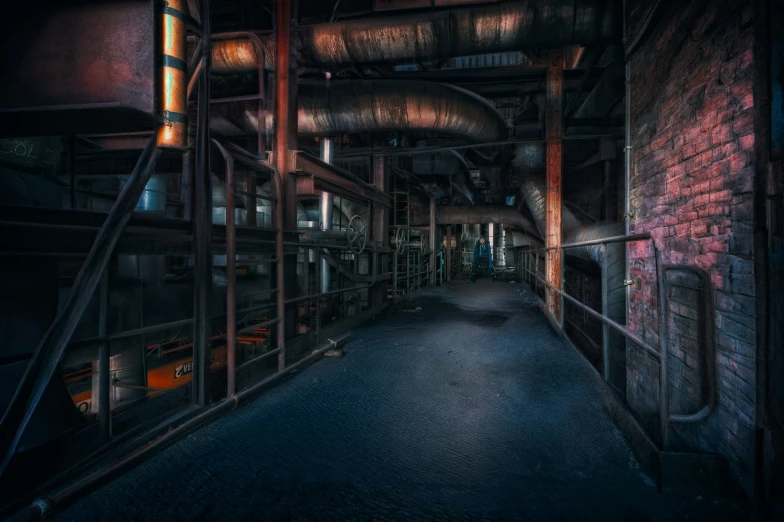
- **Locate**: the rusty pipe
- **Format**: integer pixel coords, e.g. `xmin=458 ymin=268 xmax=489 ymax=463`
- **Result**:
xmin=212 ymin=32 xmax=268 ymax=155
xmin=212 ymin=140 xmax=236 ymax=398
xmin=212 ymin=80 xmax=507 ymax=144
xmin=209 ymin=0 xmax=615 ymax=72
xmin=157 ymin=0 xmax=189 ymax=150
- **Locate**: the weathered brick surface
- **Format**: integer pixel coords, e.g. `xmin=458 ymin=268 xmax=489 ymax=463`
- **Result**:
xmin=626 ymin=0 xmax=757 ymax=491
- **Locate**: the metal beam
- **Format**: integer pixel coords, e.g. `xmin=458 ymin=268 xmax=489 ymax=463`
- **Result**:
xmin=295 ymin=152 xmax=391 ymax=207
xmin=192 ymin=0 xmax=212 ymax=407
xmin=429 ymin=197 xmax=436 ymax=286
xmin=545 ymin=49 xmax=563 ymax=323
xmin=0 ymin=136 xmax=158 ymax=476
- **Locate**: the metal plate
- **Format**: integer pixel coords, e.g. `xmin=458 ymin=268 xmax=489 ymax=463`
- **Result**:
xmin=0 ymin=0 xmax=157 ymax=137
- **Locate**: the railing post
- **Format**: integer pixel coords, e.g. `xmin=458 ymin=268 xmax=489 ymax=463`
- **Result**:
xmin=559 ymin=246 xmax=565 ymax=330
xmin=315 ymin=247 xmax=321 ymax=344
xmin=600 ymin=243 xmax=610 ymax=382
xmin=98 ymin=271 xmax=111 ymax=442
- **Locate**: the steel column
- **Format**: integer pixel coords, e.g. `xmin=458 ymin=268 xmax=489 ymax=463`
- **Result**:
xmin=429 ymin=197 xmax=436 ymax=286
xmin=372 ymin=155 xmax=388 ymax=306
xmin=546 ymin=49 xmax=564 ymax=322
xmin=275 ymin=0 xmax=296 ymax=370
xmin=192 ymin=0 xmax=212 ymax=406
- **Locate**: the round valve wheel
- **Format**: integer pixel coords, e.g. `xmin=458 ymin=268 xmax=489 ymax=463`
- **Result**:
xmin=347 ymin=215 xmax=367 ymax=255
xmin=420 ymin=231 xmax=429 ymax=254
xmin=395 ymin=227 xmax=407 ymax=255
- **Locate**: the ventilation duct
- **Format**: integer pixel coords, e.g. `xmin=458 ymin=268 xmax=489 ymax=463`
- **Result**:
xmin=412 ymin=150 xmax=476 ymax=205
xmin=210 ymin=0 xmax=616 ymax=72
xmin=211 ymin=80 xmax=507 ymax=146
xmin=517 ymin=173 xmax=625 ymax=336
xmin=411 ymin=204 xmax=540 ymax=239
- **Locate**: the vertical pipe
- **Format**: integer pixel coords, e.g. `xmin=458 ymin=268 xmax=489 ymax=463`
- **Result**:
xmin=98 ymin=271 xmax=111 ymax=442
xmin=601 ymin=243 xmax=610 ymax=381
xmin=182 ymin=151 xmax=193 ymax=220
xmin=157 ymin=0 xmax=189 ymax=150
xmin=320 ymin=138 xmax=334 ymax=295
xmin=372 ymin=155 xmax=388 ymax=306
xmin=456 ymin=225 xmax=462 ymax=275
xmin=446 ymin=226 xmax=452 ymax=282
xmin=68 ymin=135 xmax=76 ymax=209
xmin=192 ymin=0 xmax=212 ymax=407
xmin=429 ymin=197 xmax=436 ymax=286
xmin=488 ymin=222 xmax=495 ymax=265
xmin=246 ymin=173 xmax=257 ymax=227
xmin=274 ymin=0 xmax=293 ymax=372
xmin=315 ymin=248 xmax=321 ymax=343
xmin=546 ymin=49 xmax=564 ymax=322
xmin=656 ymin=246 xmax=669 ymax=447
xmin=213 ymin=141 xmax=236 ymax=398
xmin=392 ymin=250 xmax=398 ymax=302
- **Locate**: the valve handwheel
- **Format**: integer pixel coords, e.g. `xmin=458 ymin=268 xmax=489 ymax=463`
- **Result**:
xmin=420 ymin=231 xmax=429 ymax=254
xmin=395 ymin=227 xmax=407 ymax=255
xmin=347 ymin=215 xmax=367 ymax=255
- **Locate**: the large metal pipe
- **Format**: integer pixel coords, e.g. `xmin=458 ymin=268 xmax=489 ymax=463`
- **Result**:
xmin=157 ymin=0 xmax=188 ymax=149
xmin=412 ymin=204 xmax=540 ymax=239
xmin=518 ymin=173 xmax=626 ymax=324
xmin=412 ymin=150 xmax=476 ymax=205
xmin=212 ymin=80 xmax=507 ymax=146
xmin=210 ymin=0 xmax=616 ymax=72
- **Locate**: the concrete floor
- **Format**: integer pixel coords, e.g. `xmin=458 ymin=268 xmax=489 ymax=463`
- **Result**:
xmin=54 ymin=279 xmax=746 ymax=521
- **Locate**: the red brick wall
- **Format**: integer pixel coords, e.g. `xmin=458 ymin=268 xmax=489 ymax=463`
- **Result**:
xmin=627 ymin=0 xmax=757 ymax=490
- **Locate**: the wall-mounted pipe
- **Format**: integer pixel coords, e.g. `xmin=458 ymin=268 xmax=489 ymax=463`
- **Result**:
xmin=212 ymin=81 xmax=507 ymax=145
xmin=157 ymin=0 xmax=188 ymax=150
xmin=209 ymin=0 xmax=616 ymax=72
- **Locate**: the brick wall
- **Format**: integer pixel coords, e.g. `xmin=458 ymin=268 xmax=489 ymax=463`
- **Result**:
xmin=626 ymin=0 xmax=757 ymax=492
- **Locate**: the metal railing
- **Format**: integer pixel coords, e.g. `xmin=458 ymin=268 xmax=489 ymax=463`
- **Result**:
xmin=515 ymin=231 xmax=716 ymax=448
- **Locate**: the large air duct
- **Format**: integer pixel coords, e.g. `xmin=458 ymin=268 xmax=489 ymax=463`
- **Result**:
xmin=411 ymin=204 xmax=540 ymax=240
xmin=517 ymin=173 xmax=625 ymax=328
xmin=211 ymin=80 xmax=507 ymax=144
xmin=412 ymin=150 xmax=476 ymax=205
xmin=210 ymin=0 xmax=616 ymax=72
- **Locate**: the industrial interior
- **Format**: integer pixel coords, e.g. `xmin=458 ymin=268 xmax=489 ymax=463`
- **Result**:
xmin=0 ymin=0 xmax=783 ymax=520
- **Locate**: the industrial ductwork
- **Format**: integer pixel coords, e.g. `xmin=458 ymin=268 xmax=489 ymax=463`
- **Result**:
xmin=517 ymin=173 xmax=626 ymax=339
xmin=210 ymin=0 xmax=616 ymax=72
xmin=412 ymin=150 xmax=476 ymax=205
xmin=411 ymin=204 xmax=540 ymax=240
xmin=211 ymin=80 xmax=507 ymax=144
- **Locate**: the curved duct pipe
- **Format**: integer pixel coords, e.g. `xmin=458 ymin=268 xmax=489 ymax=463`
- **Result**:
xmin=210 ymin=0 xmax=616 ymax=72
xmin=412 ymin=150 xmax=475 ymax=205
xmin=211 ymin=80 xmax=507 ymax=151
xmin=298 ymin=81 xmax=507 ymax=142
xmin=517 ymin=174 xmax=625 ymax=327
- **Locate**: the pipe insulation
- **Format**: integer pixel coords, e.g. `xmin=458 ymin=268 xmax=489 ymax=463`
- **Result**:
xmin=211 ymin=81 xmax=507 ymax=144
xmin=210 ymin=0 xmax=616 ymax=72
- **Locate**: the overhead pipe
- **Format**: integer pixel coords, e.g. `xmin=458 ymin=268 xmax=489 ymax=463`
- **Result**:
xmin=411 ymin=204 xmax=541 ymax=240
xmin=212 ymin=80 xmax=507 ymax=146
xmin=209 ymin=0 xmax=616 ymax=72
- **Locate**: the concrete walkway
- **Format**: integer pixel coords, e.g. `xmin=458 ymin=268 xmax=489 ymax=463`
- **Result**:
xmin=56 ymin=279 xmax=745 ymax=521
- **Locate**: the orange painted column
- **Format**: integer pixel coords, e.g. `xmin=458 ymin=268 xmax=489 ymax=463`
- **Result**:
xmin=546 ymin=50 xmax=564 ymax=322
